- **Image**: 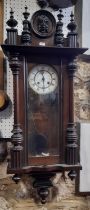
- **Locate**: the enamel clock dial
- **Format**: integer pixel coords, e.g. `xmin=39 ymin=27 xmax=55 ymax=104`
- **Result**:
xmin=28 ymin=64 xmax=58 ymax=94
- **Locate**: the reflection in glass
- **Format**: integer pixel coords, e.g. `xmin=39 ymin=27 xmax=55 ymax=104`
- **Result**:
xmin=28 ymin=68 xmax=60 ymax=157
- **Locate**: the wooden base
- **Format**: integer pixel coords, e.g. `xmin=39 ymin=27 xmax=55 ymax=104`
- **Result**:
xmin=7 ymin=163 xmax=82 ymax=174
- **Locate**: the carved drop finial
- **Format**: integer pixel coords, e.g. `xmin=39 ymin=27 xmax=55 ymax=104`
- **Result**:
xmin=33 ymin=173 xmax=53 ymax=204
xmin=6 ymin=8 xmax=18 ymax=28
xmin=12 ymin=174 xmax=21 ymax=184
xmin=68 ymin=170 xmax=77 ymax=180
xmin=54 ymin=9 xmax=64 ymax=47
xmin=38 ymin=187 xmax=49 ymax=204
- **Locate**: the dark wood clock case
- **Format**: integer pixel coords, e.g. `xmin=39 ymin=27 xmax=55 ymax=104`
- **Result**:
xmin=1 ymin=7 xmax=87 ymax=203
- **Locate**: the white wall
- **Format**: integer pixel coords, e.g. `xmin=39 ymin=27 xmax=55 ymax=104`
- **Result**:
xmin=75 ymin=0 xmax=90 ymax=55
xmin=82 ymin=0 xmax=90 ymax=54
xmin=80 ymin=123 xmax=90 ymax=192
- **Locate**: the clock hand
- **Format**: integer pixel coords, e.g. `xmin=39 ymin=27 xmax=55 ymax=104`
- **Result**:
xmin=42 ymin=75 xmax=45 ymax=90
xmin=42 ymin=75 xmax=45 ymax=82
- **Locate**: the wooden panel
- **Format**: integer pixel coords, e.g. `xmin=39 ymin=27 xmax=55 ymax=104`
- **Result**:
xmin=0 ymin=0 xmax=4 ymax=89
xmin=28 ymin=155 xmax=60 ymax=166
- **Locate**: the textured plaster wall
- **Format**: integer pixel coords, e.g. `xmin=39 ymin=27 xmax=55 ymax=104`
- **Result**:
xmin=74 ymin=59 xmax=90 ymax=122
xmin=0 ymin=59 xmax=90 ymax=210
xmin=0 ymin=166 xmax=89 ymax=210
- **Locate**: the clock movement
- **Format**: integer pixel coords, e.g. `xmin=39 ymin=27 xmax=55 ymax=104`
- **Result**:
xmin=1 ymin=6 xmax=87 ymax=204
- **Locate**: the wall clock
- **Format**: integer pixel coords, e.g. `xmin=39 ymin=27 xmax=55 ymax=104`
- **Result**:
xmin=1 ymin=6 xmax=87 ymax=204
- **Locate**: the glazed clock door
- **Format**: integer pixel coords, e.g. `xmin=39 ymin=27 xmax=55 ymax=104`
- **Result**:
xmin=27 ymin=63 xmax=62 ymax=166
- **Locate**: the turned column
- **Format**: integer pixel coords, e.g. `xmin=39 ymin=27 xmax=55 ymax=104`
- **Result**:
xmin=65 ymin=12 xmax=79 ymax=174
xmin=9 ymin=54 xmax=23 ymax=169
xmin=66 ymin=58 xmax=78 ymax=166
xmin=21 ymin=6 xmax=31 ymax=45
xmin=54 ymin=9 xmax=64 ymax=47
xmin=6 ymin=9 xmax=23 ymax=170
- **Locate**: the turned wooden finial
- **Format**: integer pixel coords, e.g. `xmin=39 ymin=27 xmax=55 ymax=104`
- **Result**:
xmin=54 ymin=9 xmax=64 ymax=47
xmin=21 ymin=6 xmax=31 ymax=45
xmin=23 ymin=6 xmax=30 ymax=20
xmin=6 ymin=8 xmax=18 ymax=44
xmin=67 ymin=11 xmax=78 ymax=47
xmin=7 ymin=8 xmax=18 ymax=28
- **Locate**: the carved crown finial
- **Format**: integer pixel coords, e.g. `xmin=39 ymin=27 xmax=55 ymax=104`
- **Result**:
xmin=37 ymin=0 xmax=49 ymax=8
xmin=6 ymin=8 xmax=18 ymax=28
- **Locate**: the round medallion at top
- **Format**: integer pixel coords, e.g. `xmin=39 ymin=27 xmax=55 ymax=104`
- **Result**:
xmin=31 ymin=10 xmax=56 ymax=38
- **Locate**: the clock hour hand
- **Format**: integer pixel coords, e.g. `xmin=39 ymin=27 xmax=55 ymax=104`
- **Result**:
xmin=42 ymin=75 xmax=45 ymax=90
